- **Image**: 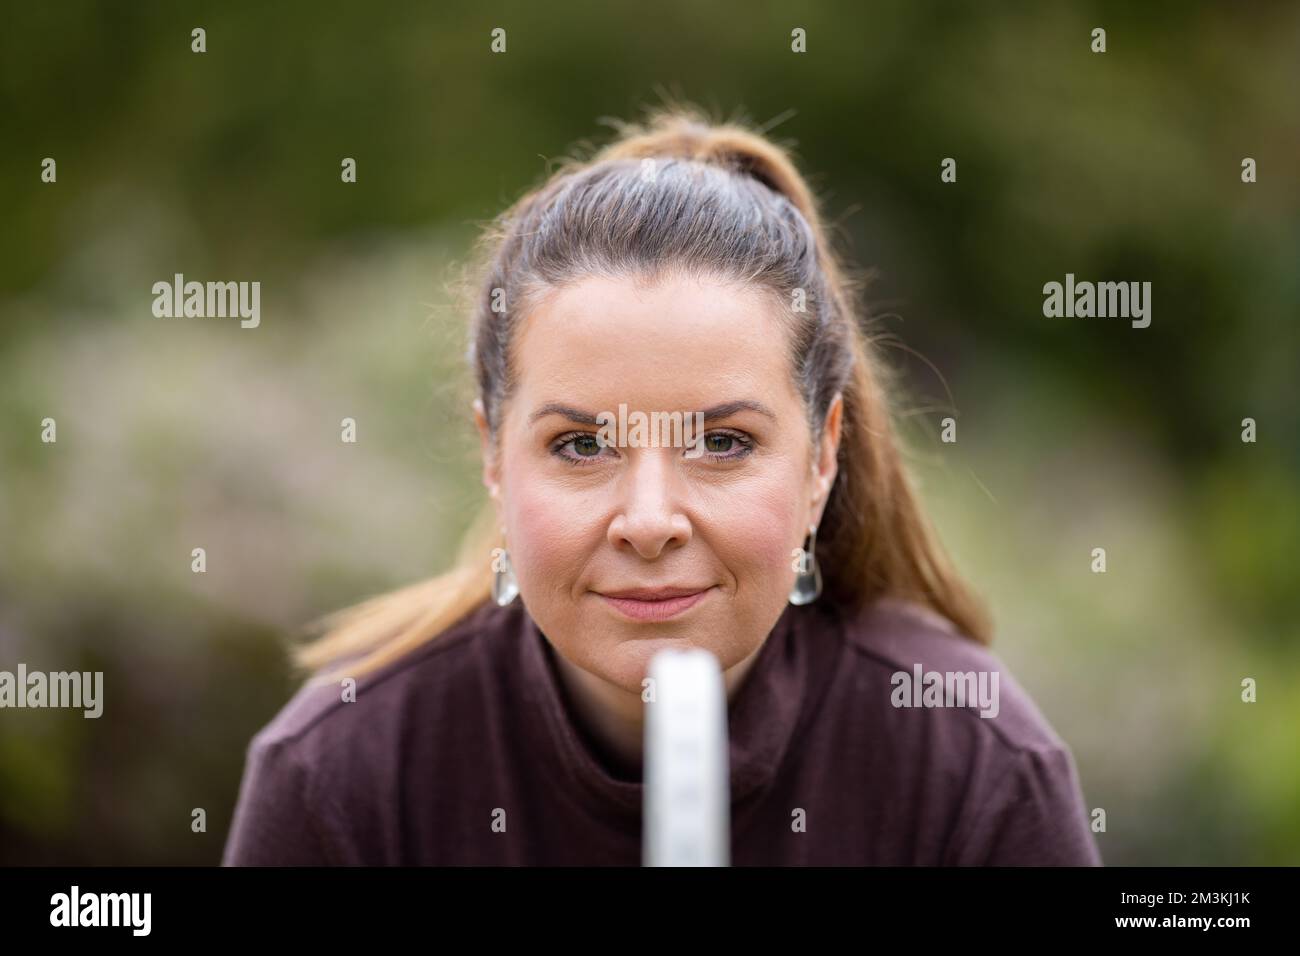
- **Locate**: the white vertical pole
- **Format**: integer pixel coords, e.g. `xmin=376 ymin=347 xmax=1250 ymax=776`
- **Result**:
xmin=642 ymin=647 xmax=729 ymax=866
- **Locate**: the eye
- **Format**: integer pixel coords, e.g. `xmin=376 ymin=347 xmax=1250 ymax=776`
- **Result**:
xmin=551 ymin=431 xmax=615 ymax=466
xmin=687 ymin=429 xmax=756 ymax=461
xmin=701 ymin=432 xmax=744 ymax=456
xmin=549 ymin=429 xmax=755 ymax=465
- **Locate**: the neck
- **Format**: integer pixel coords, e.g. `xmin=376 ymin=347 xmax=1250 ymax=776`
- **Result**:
xmin=551 ymin=641 xmax=765 ymax=781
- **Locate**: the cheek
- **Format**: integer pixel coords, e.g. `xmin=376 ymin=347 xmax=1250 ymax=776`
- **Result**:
xmin=701 ymin=476 xmax=806 ymax=582
xmin=501 ymin=462 xmax=597 ymax=587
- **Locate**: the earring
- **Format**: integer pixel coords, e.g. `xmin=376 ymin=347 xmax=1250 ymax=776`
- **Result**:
xmin=491 ymin=546 xmax=519 ymax=607
xmin=788 ymin=524 xmax=822 ymax=605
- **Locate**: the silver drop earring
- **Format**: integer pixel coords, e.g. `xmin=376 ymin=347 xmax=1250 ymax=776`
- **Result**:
xmin=491 ymin=545 xmax=519 ymax=607
xmin=789 ymin=524 xmax=822 ymax=605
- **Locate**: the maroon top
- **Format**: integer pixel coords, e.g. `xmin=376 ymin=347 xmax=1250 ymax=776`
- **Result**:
xmin=222 ymin=595 xmax=1102 ymax=865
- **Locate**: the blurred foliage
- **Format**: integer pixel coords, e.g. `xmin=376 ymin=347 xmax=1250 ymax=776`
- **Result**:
xmin=0 ymin=1 xmax=1296 ymax=864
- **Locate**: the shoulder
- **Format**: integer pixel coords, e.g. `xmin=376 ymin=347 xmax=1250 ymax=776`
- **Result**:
xmin=252 ymin=600 xmax=502 ymax=759
xmin=223 ymin=598 xmax=512 ymax=865
xmin=832 ymin=596 xmax=1101 ymax=864
xmin=838 ymin=595 xmax=1066 ymax=754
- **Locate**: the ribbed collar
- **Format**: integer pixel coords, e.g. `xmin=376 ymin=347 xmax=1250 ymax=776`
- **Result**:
xmin=511 ymin=596 xmax=847 ymax=826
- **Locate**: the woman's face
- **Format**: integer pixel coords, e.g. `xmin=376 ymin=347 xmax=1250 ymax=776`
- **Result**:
xmin=476 ymin=272 xmax=842 ymax=695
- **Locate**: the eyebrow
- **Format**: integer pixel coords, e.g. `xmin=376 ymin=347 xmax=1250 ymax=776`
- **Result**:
xmin=528 ymin=399 xmax=778 ymax=427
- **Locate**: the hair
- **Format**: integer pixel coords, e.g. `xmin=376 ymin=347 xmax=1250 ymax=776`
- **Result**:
xmin=293 ymin=103 xmax=991 ymax=684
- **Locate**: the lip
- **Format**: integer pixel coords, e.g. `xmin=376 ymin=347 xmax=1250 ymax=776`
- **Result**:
xmin=597 ymin=586 xmax=714 ymax=622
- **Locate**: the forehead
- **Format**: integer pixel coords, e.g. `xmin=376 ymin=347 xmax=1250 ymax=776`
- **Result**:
xmin=510 ymin=272 xmax=796 ymax=413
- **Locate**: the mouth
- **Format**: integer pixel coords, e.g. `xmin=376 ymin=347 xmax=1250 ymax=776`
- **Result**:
xmin=597 ymin=586 xmax=714 ymax=622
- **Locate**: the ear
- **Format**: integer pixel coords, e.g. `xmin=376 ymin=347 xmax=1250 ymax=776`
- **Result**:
xmin=807 ymin=392 xmax=844 ymax=530
xmin=473 ymin=399 xmax=503 ymax=511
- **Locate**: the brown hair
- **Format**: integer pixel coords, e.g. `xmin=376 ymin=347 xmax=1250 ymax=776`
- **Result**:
xmin=293 ymin=104 xmax=991 ymax=683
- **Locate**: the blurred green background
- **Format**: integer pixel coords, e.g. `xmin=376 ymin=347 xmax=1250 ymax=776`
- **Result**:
xmin=1 ymin=0 xmax=1297 ymax=864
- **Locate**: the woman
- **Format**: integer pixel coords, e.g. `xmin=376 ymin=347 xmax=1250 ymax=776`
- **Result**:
xmin=222 ymin=107 xmax=1102 ymax=866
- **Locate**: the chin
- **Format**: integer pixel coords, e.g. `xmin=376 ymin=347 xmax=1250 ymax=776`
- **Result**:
xmin=574 ymin=633 xmax=697 ymax=692
xmin=613 ymin=629 xmax=747 ymax=687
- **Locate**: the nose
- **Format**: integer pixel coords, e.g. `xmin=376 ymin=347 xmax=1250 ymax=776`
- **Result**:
xmin=607 ymin=452 xmax=693 ymax=559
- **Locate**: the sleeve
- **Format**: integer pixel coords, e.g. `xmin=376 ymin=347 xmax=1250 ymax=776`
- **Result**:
xmin=221 ymin=734 xmax=343 ymax=866
xmin=946 ymin=745 xmax=1103 ymax=866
